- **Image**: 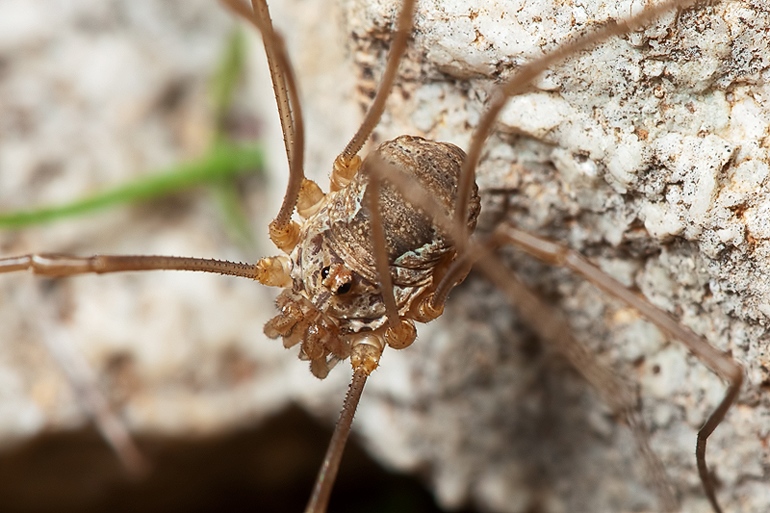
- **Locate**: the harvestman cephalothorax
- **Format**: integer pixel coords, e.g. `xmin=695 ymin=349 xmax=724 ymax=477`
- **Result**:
xmin=1 ymin=0 xmax=768 ymax=510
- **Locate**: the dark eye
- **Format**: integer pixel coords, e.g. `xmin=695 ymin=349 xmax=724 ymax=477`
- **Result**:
xmin=321 ymin=266 xmax=330 ymax=279
xmin=336 ymin=282 xmax=352 ymax=295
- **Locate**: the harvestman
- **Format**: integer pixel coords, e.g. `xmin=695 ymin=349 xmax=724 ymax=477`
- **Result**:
xmin=0 ymin=0 xmax=748 ymax=512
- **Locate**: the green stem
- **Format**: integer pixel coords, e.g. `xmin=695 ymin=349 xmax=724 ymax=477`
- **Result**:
xmin=0 ymin=141 xmax=263 ymax=229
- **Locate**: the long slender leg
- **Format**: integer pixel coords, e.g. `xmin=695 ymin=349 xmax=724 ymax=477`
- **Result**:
xmin=337 ymin=0 xmax=416 ymax=161
xmin=222 ymin=0 xmax=306 ymax=252
xmin=454 ymin=0 xmax=699 ymax=237
xmin=0 ymin=253 xmax=267 ymax=280
xmin=34 ymin=291 xmax=148 ymax=477
xmin=304 ymin=369 xmax=368 ymax=513
xmin=473 ymin=247 xmax=680 ymax=510
xmin=0 ymin=251 xmax=292 ymax=477
xmin=493 ymin=224 xmax=743 ymax=513
xmin=330 ymin=0 xmax=417 ymax=192
xmin=433 ymin=0 xmax=738 ymax=506
xmin=364 ymin=172 xmax=400 ymax=327
xmin=372 ymin=148 xmax=738 ymax=511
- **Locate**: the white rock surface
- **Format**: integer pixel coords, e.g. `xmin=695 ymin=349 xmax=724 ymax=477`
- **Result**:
xmin=1 ymin=0 xmax=769 ymax=512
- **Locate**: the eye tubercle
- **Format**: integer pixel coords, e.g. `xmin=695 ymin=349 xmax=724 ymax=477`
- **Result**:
xmin=321 ymin=263 xmax=353 ymax=295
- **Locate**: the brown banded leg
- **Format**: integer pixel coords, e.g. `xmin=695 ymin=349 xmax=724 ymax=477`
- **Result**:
xmin=327 ymin=0 xmax=418 ymax=194
xmin=415 ymin=222 xmax=678 ymax=508
xmin=454 ymin=0 xmax=701 ymax=235
xmin=491 ymin=224 xmax=743 ymax=513
xmin=303 ymin=368 xmax=368 ymax=513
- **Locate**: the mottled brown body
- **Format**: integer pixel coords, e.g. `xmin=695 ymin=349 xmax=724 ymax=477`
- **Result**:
xmin=265 ymin=135 xmax=480 ymax=378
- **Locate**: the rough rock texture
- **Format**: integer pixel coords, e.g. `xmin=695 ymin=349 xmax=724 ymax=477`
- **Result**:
xmin=332 ymin=1 xmax=770 ymax=512
xmin=1 ymin=0 xmax=769 ymax=512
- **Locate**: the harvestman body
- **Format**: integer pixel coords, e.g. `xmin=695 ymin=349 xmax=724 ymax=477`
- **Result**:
xmin=0 ymin=0 xmax=758 ymax=511
xmin=262 ymin=136 xmax=480 ymax=380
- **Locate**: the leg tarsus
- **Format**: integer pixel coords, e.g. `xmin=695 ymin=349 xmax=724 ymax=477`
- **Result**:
xmin=492 ymin=223 xmax=744 ymax=513
xmin=697 ymin=379 xmax=743 ymax=513
xmin=473 ymin=251 xmax=679 ymax=510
